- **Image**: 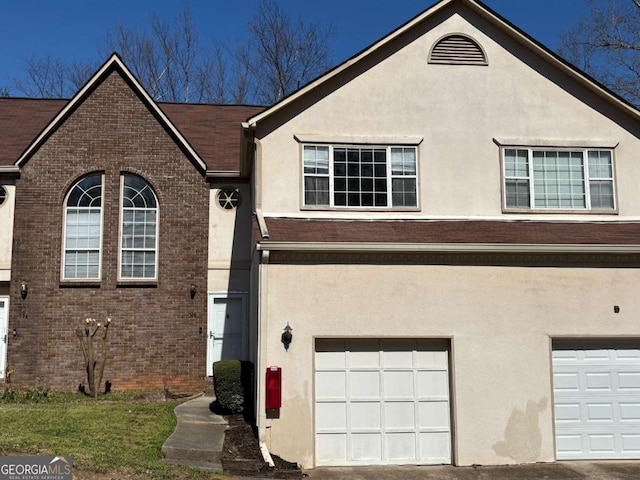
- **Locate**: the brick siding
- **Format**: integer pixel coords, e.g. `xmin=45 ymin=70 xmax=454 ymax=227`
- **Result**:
xmin=7 ymin=70 xmax=209 ymax=394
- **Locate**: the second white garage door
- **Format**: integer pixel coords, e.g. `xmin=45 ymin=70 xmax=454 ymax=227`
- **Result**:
xmin=553 ymin=342 xmax=640 ymax=460
xmin=315 ymin=339 xmax=451 ymax=466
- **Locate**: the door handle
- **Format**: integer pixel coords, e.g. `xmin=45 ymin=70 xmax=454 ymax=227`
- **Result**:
xmin=2 ymin=334 xmax=5 ymax=344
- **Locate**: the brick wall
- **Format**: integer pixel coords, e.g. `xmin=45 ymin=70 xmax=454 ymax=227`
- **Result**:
xmin=8 ymin=70 xmax=210 ymax=394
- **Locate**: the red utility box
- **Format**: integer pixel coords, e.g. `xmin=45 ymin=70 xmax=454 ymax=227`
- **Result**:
xmin=265 ymin=366 xmax=282 ymax=409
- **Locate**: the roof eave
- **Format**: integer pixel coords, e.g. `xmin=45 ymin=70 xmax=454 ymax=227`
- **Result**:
xmin=256 ymin=241 xmax=640 ymax=254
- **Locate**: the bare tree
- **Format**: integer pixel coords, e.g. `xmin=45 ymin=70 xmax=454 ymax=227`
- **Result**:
xmin=9 ymin=3 xmax=334 ymax=104
xmin=233 ymin=0 xmax=334 ymax=104
xmin=559 ymin=0 xmax=640 ymax=106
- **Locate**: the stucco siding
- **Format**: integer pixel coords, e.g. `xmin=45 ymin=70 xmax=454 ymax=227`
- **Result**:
xmin=258 ymin=262 xmax=640 ymax=466
xmin=255 ymin=9 xmax=640 ymax=220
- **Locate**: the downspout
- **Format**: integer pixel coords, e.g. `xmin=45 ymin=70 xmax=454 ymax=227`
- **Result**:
xmin=257 ymin=249 xmax=274 ymax=467
xmin=246 ymin=126 xmax=274 ymax=466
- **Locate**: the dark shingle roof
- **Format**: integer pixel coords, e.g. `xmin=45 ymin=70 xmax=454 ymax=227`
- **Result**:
xmin=0 ymin=97 xmax=264 ymax=171
xmin=260 ymin=217 xmax=640 ymax=246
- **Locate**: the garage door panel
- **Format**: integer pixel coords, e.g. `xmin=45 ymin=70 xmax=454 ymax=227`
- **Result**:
xmin=316 ymin=371 xmax=346 ymax=398
xmin=316 ymin=402 xmax=346 ymax=430
xmin=350 ymin=371 xmax=381 ymax=398
xmin=351 ymin=433 xmax=382 ymax=461
xmin=351 ymin=402 xmax=381 ymax=430
xmin=385 ymin=432 xmax=416 ymax=461
xmin=619 ymin=372 xmax=640 ymax=390
xmin=419 ymin=401 xmax=450 ymax=429
xmin=417 ymin=370 xmax=449 ymax=398
xmin=419 ymin=432 xmax=451 ymax=462
xmin=315 ymin=339 xmax=451 ymax=466
xmin=553 ymin=344 xmax=640 ymax=460
xmin=316 ymin=434 xmax=347 ymax=463
xmin=384 ymin=402 xmax=416 ymax=429
xmin=384 ymin=370 xmax=414 ymax=398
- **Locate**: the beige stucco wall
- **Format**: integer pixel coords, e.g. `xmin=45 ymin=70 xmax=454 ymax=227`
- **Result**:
xmin=251 ymin=5 xmax=640 ymax=468
xmin=207 ymin=184 xmax=253 ymax=293
xmin=259 ymin=262 xmax=640 ymax=467
xmin=0 ymin=184 xmax=15 ymax=282
xmin=254 ymin=10 xmax=640 ymax=220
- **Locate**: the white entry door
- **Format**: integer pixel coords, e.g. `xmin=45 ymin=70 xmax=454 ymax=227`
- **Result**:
xmin=553 ymin=343 xmax=640 ymax=459
xmin=207 ymin=294 xmax=246 ymax=376
xmin=0 ymin=297 xmax=8 ymax=379
xmin=315 ymin=339 xmax=451 ymax=466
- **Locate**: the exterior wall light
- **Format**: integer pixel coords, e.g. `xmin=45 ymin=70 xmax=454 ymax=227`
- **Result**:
xmin=20 ymin=281 xmax=28 ymax=300
xmin=281 ymin=323 xmax=293 ymax=351
xmin=190 ymin=284 xmax=197 ymax=299
xmin=12 ymin=329 xmax=17 ymax=337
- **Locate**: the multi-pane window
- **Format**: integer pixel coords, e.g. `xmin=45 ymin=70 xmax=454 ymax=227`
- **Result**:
xmin=120 ymin=174 xmax=158 ymax=280
xmin=63 ymin=174 xmax=102 ymax=279
xmin=303 ymin=145 xmax=418 ymax=208
xmin=504 ymin=148 xmax=615 ymax=210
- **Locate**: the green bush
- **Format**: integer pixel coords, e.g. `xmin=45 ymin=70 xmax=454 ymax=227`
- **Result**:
xmin=0 ymin=387 xmax=54 ymax=403
xmin=212 ymin=360 xmax=253 ymax=414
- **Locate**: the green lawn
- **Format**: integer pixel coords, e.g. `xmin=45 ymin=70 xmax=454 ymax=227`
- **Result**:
xmin=0 ymin=390 xmax=225 ymax=480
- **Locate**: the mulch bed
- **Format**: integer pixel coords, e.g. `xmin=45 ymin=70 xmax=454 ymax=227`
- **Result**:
xmin=221 ymin=414 xmax=304 ymax=479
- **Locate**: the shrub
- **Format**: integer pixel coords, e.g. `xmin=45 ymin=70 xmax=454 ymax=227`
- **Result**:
xmin=0 ymin=387 xmax=54 ymax=403
xmin=212 ymin=360 xmax=253 ymax=415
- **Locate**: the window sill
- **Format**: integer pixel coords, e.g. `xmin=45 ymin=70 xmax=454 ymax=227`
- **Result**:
xmin=116 ymin=280 xmax=158 ymax=288
xmin=59 ymin=281 xmax=101 ymax=289
xmin=301 ymin=206 xmax=421 ymax=212
xmin=502 ymin=208 xmax=619 ymax=215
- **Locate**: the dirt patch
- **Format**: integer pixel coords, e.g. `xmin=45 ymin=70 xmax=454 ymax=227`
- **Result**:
xmin=222 ymin=414 xmax=303 ymax=479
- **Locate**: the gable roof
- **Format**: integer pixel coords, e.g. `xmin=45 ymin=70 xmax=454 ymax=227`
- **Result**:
xmin=0 ymin=56 xmax=264 ymax=173
xmin=245 ymin=0 xmax=640 ymax=128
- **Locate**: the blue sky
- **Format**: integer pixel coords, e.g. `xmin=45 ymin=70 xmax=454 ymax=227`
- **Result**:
xmin=0 ymin=0 xmax=592 ymax=95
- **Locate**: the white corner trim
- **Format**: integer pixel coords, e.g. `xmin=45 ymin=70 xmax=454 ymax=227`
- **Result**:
xmin=493 ymin=137 xmax=620 ymax=149
xmin=294 ymin=133 xmax=424 ymax=145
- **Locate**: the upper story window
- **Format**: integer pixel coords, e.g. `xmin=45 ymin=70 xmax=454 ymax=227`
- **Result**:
xmin=303 ymin=145 xmax=418 ymax=209
xmin=120 ymin=174 xmax=158 ymax=280
xmin=63 ymin=174 xmax=103 ymax=280
xmin=0 ymin=186 xmax=7 ymax=206
xmin=503 ymin=148 xmax=615 ymax=211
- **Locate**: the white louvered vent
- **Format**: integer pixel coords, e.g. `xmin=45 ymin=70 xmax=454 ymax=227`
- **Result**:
xmin=429 ymin=34 xmax=487 ymax=65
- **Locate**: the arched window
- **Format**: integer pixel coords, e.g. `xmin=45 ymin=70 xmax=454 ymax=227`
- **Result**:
xmin=120 ymin=174 xmax=158 ymax=280
xmin=63 ymin=174 xmax=103 ymax=279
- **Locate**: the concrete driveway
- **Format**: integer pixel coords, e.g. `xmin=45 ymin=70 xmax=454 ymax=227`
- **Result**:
xmin=303 ymin=462 xmax=640 ymax=479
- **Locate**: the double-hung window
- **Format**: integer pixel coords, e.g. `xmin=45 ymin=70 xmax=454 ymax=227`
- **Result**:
xmin=120 ymin=174 xmax=158 ymax=280
xmin=303 ymin=145 xmax=418 ymax=208
xmin=503 ymin=148 xmax=615 ymax=210
xmin=63 ymin=174 xmax=103 ymax=280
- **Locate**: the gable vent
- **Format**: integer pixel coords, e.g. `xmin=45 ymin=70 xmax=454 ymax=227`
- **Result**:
xmin=429 ymin=34 xmax=487 ymax=65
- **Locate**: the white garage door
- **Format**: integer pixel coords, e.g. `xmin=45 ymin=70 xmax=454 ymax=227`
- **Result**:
xmin=315 ymin=339 xmax=451 ymax=466
xmin=553 ymin=343 xmax=640 ymax=460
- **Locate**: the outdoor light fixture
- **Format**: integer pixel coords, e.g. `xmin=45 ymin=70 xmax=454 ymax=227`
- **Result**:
xmin=190 ymin=284 xmax=197 ymax=299
xmin=20 ymin=281 xmax=28 ymax=300
xmin=281 ymin=323 xmax=293 ymax=351
xmin=12 ymin=329 xmax=17 ymax=337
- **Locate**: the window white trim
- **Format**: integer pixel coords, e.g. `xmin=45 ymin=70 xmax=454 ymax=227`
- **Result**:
xmin=502 ymin=147 xmax=617 ymax=212
xmin=294 ymin=133 xmax=423 ymax=145
xmin=302 ymin=144 xmax=419 ymax=210
xmin=118 ymin=174 xmax=159 ymax=282
xmin=61 ymin=174 xmax=104 ymax=281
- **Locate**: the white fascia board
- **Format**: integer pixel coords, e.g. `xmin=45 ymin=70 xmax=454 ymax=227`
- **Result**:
xmin=0 ymin=166 xmax=20 ymax=174
xmin=15 ymin=54 xmax=208 ymax=172
xmin=256 ymin=242 xmax=640 ymax=254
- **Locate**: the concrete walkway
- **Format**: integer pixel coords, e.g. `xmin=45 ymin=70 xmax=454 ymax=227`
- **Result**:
xmin=161 ymin=394 xmax=227 ymax=472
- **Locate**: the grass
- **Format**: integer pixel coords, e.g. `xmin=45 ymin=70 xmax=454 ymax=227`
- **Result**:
xmin=0 ymin=388 xmax=227 ymax=480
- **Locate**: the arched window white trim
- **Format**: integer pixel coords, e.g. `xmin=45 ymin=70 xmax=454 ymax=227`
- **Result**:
xmin=119 ymin=174 xmax=159 ymax=281
xmin=62 ymin=173 xmax=103 ymax=280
